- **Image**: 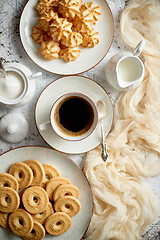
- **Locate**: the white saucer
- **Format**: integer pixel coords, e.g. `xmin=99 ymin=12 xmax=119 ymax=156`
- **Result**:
xmin=19 ymin=0 xmax=114 ymax=75
xmin=35 ymin=76 xmax=114 ymax=154
xmin=0 ymin=146 xmax=92 ymax=240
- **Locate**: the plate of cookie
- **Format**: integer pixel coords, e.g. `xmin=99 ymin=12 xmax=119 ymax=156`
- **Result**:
xmin=0 ymin=146 xmax=93 ymax=240
xmin=20 ymin=0 xmax=114 ymax=75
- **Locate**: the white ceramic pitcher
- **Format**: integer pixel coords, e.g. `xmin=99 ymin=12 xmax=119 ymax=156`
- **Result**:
xmin=0 ymin=63 xmax=42 ymax=108
xmin=105 ymin=40 xmax=145 ymax=90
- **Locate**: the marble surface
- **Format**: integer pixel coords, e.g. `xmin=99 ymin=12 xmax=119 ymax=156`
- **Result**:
xmin=0 ymin=0 xmax=159 ymax=239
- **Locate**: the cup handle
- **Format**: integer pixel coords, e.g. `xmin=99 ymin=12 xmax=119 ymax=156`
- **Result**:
xmin=133 ymin=40 xmax=145 ymax=57
xmin=38 ymin=121 xmax=50 ymax=131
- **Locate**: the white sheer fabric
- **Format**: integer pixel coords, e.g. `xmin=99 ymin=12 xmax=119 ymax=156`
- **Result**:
xmin=84 ymin=1 xmax=160 ymax=239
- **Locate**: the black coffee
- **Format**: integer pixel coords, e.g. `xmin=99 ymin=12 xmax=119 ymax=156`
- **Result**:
xmin=54 ymin=96 xmax=94 ymax=136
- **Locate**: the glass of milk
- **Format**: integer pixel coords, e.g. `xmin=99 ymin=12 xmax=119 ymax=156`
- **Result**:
xmin=105 ymin=40 xmax=145 ymax=90
xmin=0 ymin=63 xmax=42 ymax=108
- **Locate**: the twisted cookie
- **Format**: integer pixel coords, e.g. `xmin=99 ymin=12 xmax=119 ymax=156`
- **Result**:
xmin=61 ymin=31 xmax=82 ymax=47
xmin=32 ymin=26 xmax=51 ymax=44
xmin=40 ymin=40 xmax=60 ymax=60
xmin=82 ymin=29 xmax=99 ymax=47
xmin=58 ymin=0 xmax=82 ymax=19
xmin=49 ymin=17 xmax=72 ymax=42
xmin=81 ymin=2 xmax=101 ymax=21
xmin=59 ymin=46 xmax=81 ymax=62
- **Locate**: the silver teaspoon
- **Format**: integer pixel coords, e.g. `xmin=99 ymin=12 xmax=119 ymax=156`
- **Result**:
xmin=97 ymin=100 xmax=108 ymax=162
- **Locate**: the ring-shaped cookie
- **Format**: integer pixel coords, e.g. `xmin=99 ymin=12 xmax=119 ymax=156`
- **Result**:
xmin=53 ymin=184 xmax=79 ymax=201
xmin=8 ymin=208 xmax=33 ymax=236
xmin=31 ymin=202 xmax=54 ymax=224
xmin=0 ymin=173 xmax=19 ymax=191
xmin=0 ymin=211 xmax=9 ymax=228
xmin=44 ymin=212 xmax=71 ymax=235
xmin=22 ymin=186 xmax=49 ymax=214
xmin=23 ymin=221 xmax=45 ymax=240
xmin=43 ymin=163 xmax=60 ymax=179
xmin=8 ymin=162 xmax=33 ymax=188
xmin=46 ymin=177 xmax=70 ymax=200
xmin=0 ymin=187 xmax=20 ymax=213
xmin=24 ymin=159 xmax=45 ymax=186
xmin=40 ymin=164 xmax=60 ymax=188
xmin=54 ymin=196 xmax=81 ymax=217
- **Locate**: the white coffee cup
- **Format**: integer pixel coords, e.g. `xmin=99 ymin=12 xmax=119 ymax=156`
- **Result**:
xmin=39 ymin=92 xmax=98 ymax=141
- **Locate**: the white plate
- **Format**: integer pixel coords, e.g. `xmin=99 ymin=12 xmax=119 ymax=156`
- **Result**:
xmin=19 ymin=0 xmax=114 ymax=75
xmin=0 ymin=146 xmax=92 ymax=240
xmin=35 ymin=76 xmax=114 ymax=154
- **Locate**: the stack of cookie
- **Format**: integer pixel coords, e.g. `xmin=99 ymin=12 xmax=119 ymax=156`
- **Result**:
xmin=32 ymin=0 xmax=101 ymax=62
xmin=0 ymin=159 xmax=81 ymax=239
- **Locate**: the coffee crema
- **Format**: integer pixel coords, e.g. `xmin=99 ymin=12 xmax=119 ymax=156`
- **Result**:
xmin=54 ymin=96 xmax=95 ymax=137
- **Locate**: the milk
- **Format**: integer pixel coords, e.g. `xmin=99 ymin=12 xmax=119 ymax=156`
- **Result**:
xmin=118 ymin=57 xmax=141 ymax=82
xmin=0 ymin=71 xmax=24 ymax=100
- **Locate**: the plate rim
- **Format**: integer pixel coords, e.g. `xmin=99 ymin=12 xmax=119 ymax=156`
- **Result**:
xmin=0 ymin=145 xmax=93 ymax=240
xmin=19 ymin=0 xmax=114 ymax=75
xmin=34 ymin=75 xmax=114 ymax=154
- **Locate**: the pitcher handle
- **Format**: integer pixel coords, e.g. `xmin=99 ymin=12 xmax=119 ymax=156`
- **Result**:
xmin=133 ymin=40 xmax=145 ymax=57
xmin=39 ymin=121 xmax=50 ymax=131
xmin=28 ymin=72 xmax=42 ymax=80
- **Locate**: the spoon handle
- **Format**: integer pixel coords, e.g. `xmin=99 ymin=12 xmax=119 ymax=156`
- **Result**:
xmin=0 ymin=59 xmax=7 ymax=78
xmin=101 ymin=122 xmax=108 ymax=162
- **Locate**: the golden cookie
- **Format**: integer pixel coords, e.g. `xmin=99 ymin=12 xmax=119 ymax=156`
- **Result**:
xmin=24 ymin=159 xmax=45 ymax=186
xmin=37 ymin=18 xmax=50 ymax=32
xmin=23 ymin=221 xmax=45 ymax=240
xmin=49 ymin=17 xmax=72 ymax=42
xmin=44 ymin=212 xmax=71 ymax=235
xmin=54 ymin=196 xmax=81 ymax=217
xmin=40 ymin=40 xmax=60 ymax=60
xmin=22 ymin=186 xmax=49 ymax=214
xmin=39 ymin=10 xmax=58 ymax=24
xmin=82 ymin=29 xmax=99 ymax=48
xmin=0 ymin=173 xmax=19 ymax=191
xmin=36 ymin=0 xmax=59 ymax=16
xmin=40 ymin=164 xmax=60 ymax=188
xmin=81 ymin=2 xmax=101 ymax=21
xmin=8 ymin=162 xmax=33 ymax=189
xmin=58 ymin=0 xmax=81 ymax=19
xmin=32 ymin=25 xmax=51 ymax=44
xmin=8 ymin=208 xmax=33 ymax=236
xmin=46 ymin=177 xmax=71 ymax=200
xmin=53 ymin=184 xmax=79 ymax=201
xmin=61 ymin=31 xmax=82 ymax=48
xmin=0 ymin=211 xmax=9 ymax=228
xmin=0 ymin=187 xmax=20 ymax=213
xmin=59 ymin=46 xmax=81 ymax=62
xmin=31 ymin=202 xmax=54 ymax=224
xmin=74 ymin=6 xmax=95 ymax=33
